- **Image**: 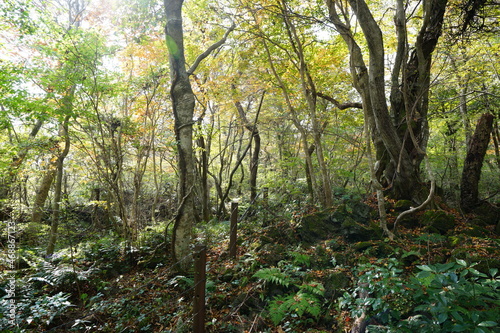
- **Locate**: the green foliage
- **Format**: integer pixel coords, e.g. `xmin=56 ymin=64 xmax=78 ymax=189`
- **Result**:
xmin=0 ymin=272 xmax=73 ymax=329
xmin=340 ymin=259 xmax=500 ymax=332
xmin=339 ymin=258 xmax=407 ymax=321
xmin=253 ymin=253 xmax=326 ymax=327
xmin=269 ymin=282 xmax=325 ymax=325
xmin=253 ymin=267 xmax=292 ymax=288
xmin=399 ymin=260 xmax=500 ymax=332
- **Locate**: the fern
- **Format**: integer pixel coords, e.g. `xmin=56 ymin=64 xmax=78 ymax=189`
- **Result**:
xmin=269 ymin=287 xmax=324 ymax=325
xmin=253 ymin=267 xmax=292 ymax=287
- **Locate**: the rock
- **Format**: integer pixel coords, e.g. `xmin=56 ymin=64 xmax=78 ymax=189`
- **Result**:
xmin=296 ymin=211 xmax=340 ymax=244
xmin=394 ymin=200 xmax=413 ymax=212
xmin=472 ymin=202 xmax=500 ymax=225
xmin=323 ymin=271 xmax=350 ymax=299
xmin=462 ymin=224 xmax=489 ymax=237
xmin=340 ymin=217 xmax=376 ymax=242
xmin=421 ymin=210 xmax=456 ymax=234
xmin=353 ymin=241 xmax=373 ymax=252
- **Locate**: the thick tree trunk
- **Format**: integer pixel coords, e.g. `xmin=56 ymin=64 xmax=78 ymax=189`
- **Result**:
xmin=327 ymin=0 xmax=447 ymax=202
xmin=164 ymin=0 xmax=196 ymax=271
xmin=31 ymin=166 xmax=57 ymax=224
xmin=460 ymin=113 xmax=494 ymax=212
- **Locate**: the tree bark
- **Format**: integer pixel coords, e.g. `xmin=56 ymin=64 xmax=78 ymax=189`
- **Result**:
xmin=164 ymin=0 xmax=196 ymax=271
xmin=327 ymin=0 xmax=447 ymax=202
xmin=460 ymin=113 xmax=494 ymax=212
xmin=46 ymin=115 xmax=71 ymax=256
xmin=163 ymin=0 xmax=233 ymax=270
xmin=234 ymin=90 xmax=265 ymax=203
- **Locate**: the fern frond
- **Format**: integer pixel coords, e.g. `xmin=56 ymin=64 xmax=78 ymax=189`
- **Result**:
xmin=253 ymin=267 xmax=291 ymax=287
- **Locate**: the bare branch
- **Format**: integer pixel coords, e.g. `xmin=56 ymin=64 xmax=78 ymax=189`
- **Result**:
xmin=315 ymin=91 xmax=363 ymax=109
xmin=187 ymin=23 xmax=236 ymax=75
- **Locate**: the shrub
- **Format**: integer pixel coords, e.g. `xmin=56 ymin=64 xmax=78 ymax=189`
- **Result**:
xmin=340 ymin=259 xmax=500 ymax=333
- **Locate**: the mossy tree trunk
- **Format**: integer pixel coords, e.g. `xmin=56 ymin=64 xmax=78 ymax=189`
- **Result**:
xmin=460 ymin=113 xmax=494 ymax=212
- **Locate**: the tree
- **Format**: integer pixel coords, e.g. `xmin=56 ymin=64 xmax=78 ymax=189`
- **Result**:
xmin=326 ymin=0 xmax=447 ymax=202
xmin=163 ymin=0 xmax=234 ymax=270
xmin=460 ymin=113 xmax=494 ymax=212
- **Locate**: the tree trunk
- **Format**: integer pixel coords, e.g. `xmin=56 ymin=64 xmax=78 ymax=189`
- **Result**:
xmin=280 ymin=1 xmax=332 ymax=207
xmin=327 ymin=0 xmax=447 ymax=202
xmin=164 ymin=0 xmax=196 ymax=271
xmin=460 ymin=113 xmax=494 ymax=212
xmin=46 ymin=115 xmax=71 ymax=256
xmin=198 ymin=135 xmax=211 ymax=222
xmin=0 ymin=119 xmax=44 ymax=202
xmin=234 ymin=90 xmax=265 ymax=203
xmin=31 ymin=166 xmax=57 ymax=224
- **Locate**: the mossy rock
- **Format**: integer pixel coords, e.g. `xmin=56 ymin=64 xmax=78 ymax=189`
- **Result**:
xmin=260 ymin=221 xmax=296 ymax=246
xmin=353 ymin=240 xmax=395 ymax=257
xmin=470 ymin=217 xmax=489 ymax=227
xmin=472 ymin=202 xmax=500 ymax=225
xmin=323 ymin=271 xmax=350 ymax=299
xmin=257 ymin=243 xmax=287 ymax=266
xmin=341 ymin=217 xmax=379 ymax=242
xmin=330 ymin=200 xmax=372 ymax=225
xmin=461 ymin=224 xmax=490 ymax=237
xmin=326 ymin=238 xmax=344 ymax=251
xmin=332 ymin=252 xmax=349 ymax=266
xmin=421 ymin=210 xmax=456 ymax=234
xmin=353 ymin=241 xmax=373 ymax=252
xmin=296 ymin=211 xmax=340 ymax=244
xmin=396 ymin=214 xmax=420 ymax=229
xmin=371 ymin=242 xmax=395 ymax=257
xmin=312 ymin=245 xmax=332 ymax=268
xmin=394 ymin=200 xmax=413 ymax=212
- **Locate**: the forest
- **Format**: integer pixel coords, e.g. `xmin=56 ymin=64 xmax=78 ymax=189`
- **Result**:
xmin=1 ymin=0 xmax=499 ymax=331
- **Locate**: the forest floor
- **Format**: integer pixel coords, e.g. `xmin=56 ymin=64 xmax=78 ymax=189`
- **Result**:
xmin=2 ymin=193 xmax=500 ymax=332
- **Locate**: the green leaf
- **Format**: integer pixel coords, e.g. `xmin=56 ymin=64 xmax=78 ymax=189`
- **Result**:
xmin=478 ymin=321 xmax=498 ymax=327
xmin=456 ymin=259 xmax=467 ymax=267
xmin=418 ymin=265 xmax=434 ymax=272
xmin=437 ymin=312 xmax=448 ymax=323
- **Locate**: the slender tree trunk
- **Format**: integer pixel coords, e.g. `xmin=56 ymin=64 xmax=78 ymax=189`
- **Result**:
xmin=492 ymin=119 xmax=500 ymax=169
xmin=47 ymin=115 xmax=71 ymax=256
xmin=460 ymin=113 xmax=494 ymax=212
xmin=304 ymin=143 xmax=316 ymax=204
xmin=198 ymin=135 xmax=211 ymax=221
xmin=234 ymin=90 xmax=265 ymax=203
xmin=280 ymin=1 xmax=333 ymax=207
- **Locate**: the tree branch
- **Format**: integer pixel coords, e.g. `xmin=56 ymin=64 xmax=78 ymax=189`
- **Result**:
xmin=187 ymin=23 xmax=236 ymax=75
xmin=315 ymin=91 xmax=363 ymax=109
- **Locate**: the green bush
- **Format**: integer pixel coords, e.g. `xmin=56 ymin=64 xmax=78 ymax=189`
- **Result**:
xmin=340 ymin=259 xmax=500 ymax=333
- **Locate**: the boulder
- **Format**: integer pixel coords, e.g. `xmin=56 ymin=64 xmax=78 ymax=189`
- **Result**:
xmin=421 ymin=210 xmax=456 ymax=234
